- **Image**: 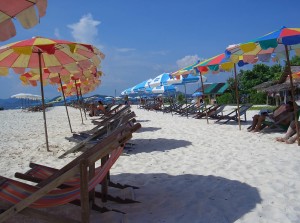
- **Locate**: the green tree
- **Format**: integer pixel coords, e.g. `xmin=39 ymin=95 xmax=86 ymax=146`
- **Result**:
xmin=290 ymin=55 xmax=300 ymax=66
xmin=238 ymin=64 xmax=281 ymax=94
xmin=177 ymin=93 xmax=185 ymax=104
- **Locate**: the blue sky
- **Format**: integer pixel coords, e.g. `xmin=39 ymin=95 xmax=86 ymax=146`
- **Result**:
xmin=1 ymin=0 xmax=300 ymax=99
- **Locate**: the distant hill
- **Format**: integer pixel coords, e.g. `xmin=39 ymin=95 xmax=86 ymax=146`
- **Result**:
xmin=0 ymin=98 xmax=41 ymax=110
xmin=0 ymin=94 xmax=114 ymax=110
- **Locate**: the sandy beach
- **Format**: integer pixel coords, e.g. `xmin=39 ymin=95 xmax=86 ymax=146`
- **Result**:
xmin=1 ymin=105 xmax=300 ymax=223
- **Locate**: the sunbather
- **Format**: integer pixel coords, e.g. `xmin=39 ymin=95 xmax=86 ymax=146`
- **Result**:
xmin=89 ymin=100 xmax=107 ymax=117
xmin=276 ymin=120 xmax=299 ymax=144
xmin=248 ymin=101 xmax=294 ymax=132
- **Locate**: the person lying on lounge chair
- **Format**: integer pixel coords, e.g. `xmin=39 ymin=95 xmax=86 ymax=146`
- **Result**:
xmin=276 ymin=120 xmax=299 ymax=144
xmin=248 ymin=101 xmax=294 ymax=132
xmin=89 ymin=100 xmax=107 ymax=117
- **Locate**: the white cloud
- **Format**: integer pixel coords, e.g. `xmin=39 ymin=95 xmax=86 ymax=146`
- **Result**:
xmin=68 ymin=13 xmax=101 ymax=45
xmin=176 ymin=55 xmax=203 ymax=68
xmin=115 ymin=48 xmax=136 ymax=53
xmin=54 ymin=28 xmax=60 ymax=38
xmin=150 ymin=50 xmax=169 ymax=56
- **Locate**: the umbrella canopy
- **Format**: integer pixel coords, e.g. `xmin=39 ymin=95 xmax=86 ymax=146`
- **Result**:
xmin=132 ymin=78 xmax=152 ymax=93
xmin=193 ymin=53 xmax=243 ymax=74
xmin=192 ymin=92 xmax=203 ymax=97
xmin=0 ymin=37 xmax=103 ymax=76
xmin=151 ymin=85 xmax=176 ymax=94
xmin=171 ymin=60 xmax=201 ymax=76
xmin=11 ymin=93 xmax=41 ymax=100
xmin=0 ymin=0 xmax=48 ymax=41
xmin=225 ymin=26 xmax=300 ymax=64
xmin=168 ymin=73 xmax=205 ymax=85
xmin=121 ymin=87 xmax=135 ymax=95
xmin=149 ymin=73 xmax=171 ymax=87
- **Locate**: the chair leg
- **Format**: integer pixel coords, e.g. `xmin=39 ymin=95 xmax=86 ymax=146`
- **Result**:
xmin=101 ymin=155 xmax=109 ymax=202
xmin=80 ymin=159 xmax=90 ymax=223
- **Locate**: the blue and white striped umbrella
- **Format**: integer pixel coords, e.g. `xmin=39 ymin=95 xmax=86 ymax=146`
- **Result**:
xmin=121 ymin=87 xmax=134 ymax=95
xmin=151 ymin=85 xmax=177 ymax=94
xmin=149 ymin=73 xmax=171 ymax=88
xmin=167 ymin=73 xmax=206 ymax=85
xmin=132 ymin=78 xmax=152 ymax=93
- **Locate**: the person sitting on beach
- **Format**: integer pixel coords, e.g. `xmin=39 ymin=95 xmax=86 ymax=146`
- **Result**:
xmin=124 ymin=95 xmax=129 ymax=105
xmin=276 ymin=120 xmax=299 ymax=144
xmin=248 ymin=101 xmax=294 ymax=132
xmin=89 ymin=100 xmax=107 ymax=117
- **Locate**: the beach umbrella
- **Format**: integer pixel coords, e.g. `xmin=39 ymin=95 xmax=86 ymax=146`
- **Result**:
xmin=225 ymin=26 xmax=300 ymax=143
xmin=132 ymin=78 xmax=152 ymax=93
xmin=149 ymin=73 xmax=171 ymax=88
xmin=192 ymin=92 xmax=203 ymax=97
xmin=22 ymin=67 xmax=102 ymax=131
xmin=151 ymin=85 xmax=176 ymax=94
xmin=121 ymin=87 xmax=135 ymax=95
xmin=0 ymin=37 xmax=104 ymax=151
xmin=0 ymin=0 xmax=48 ymax=41
xmin=193 ymin=54 xmax=246 ymax=128
xmin=171 ymin=60 xmax=201 ymax=76
xmin=170 ymin=74 xmax=202 ymax=118
xmin=11 ymin=93 xmax=42 ymax=108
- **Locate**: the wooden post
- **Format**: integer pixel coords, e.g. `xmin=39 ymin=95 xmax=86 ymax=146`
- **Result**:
xmin=74 ymin=80 xmax=84 ymax=125
xmin=199 ymin=72 xmax=209 ymax=124
xmin=234 ymin=64 xmax=241 ymax=130
xmin=88 ymin=163 xmax=95 ymax=205
xmin=80 ymin=159 xmax=90 ymax=223
xmin=79 ymin=87 xmax=87 ymax=120
xmin=101 ymin=155 xmax=109 ymax=202
xmin=59 ymin=74 xmax=73 ymax=133
xmin=38 ymin=51 xmax=50 ymax=151
xmin=284 ymin=45 xmax=300 ymax=146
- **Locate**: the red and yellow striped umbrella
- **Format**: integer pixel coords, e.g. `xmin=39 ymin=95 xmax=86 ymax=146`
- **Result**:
xmin=0 ymin=36 xmax=105 ymax=151
xmin=0 ymin=0 xmax=48 ymax=41
xmin=0 ymin=37 xmax=104 ymax=76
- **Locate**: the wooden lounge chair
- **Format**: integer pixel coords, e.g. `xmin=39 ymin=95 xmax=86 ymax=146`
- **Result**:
xmin=61 ymin=111 xmax=136 ymax=158
xmin=0 ymin=123 xmax=141 ymax=223
xmin=215 ymin=104 xmax=253 ymax=124
xmin=193 ymin=104 xmax=215 ymax=119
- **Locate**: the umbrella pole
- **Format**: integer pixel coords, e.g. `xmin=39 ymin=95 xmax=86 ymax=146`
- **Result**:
xmin=234 ymin=64 xmax=241 ymax=130
xmin=38 ymin=51 xmax=50 ymax=152
xmin=284 ymin=45 xmax=300 ymax=146
xmin=200 ymin=72 xmax=209 ymax=124
xmin=74 ymin=80 xmax=84 ymax=124
xmin=58 ymin=74 xmax=73 ymax=133
xmin=184 ymin=83 xmax=188 ymax=118
xmin=79 ymin=87 xmax=87 ymax=120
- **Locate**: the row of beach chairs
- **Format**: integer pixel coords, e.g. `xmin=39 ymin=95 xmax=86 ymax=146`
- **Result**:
xmin=143 ymin=100 xmax=253 ymax=124
xmin=0 ymin=104 xmax=140 ymax=223
xmin=142 ymin=100 xmax=297 ymax=132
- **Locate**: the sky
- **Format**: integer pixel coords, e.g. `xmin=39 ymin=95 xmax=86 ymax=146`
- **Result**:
xmin=1 ymin=0 xmax=300 ymax=99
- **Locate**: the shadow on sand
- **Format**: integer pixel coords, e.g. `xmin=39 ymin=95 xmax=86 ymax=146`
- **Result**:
xmin=110 ymin=173 xmax=262 ymax=223
xmin=135 ymin=119 xmax=150 ymax=123
xmin=125 ymin=138 xmax=192 ymax=154
xmin=135 ymin=127 xmax=161 ymax=133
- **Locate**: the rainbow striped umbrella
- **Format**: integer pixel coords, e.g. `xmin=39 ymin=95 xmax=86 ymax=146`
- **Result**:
xmin=193 ymin=53 xmax=246 ymax=129
xmin=226 ymin=27 xmax=300 ymax=141
xmin=226 ymin=27 xmax=300 ymax=64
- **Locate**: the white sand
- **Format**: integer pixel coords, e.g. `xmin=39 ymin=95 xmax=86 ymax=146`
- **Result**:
xmin=1 ymin=106 xmax=300 ymax=222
